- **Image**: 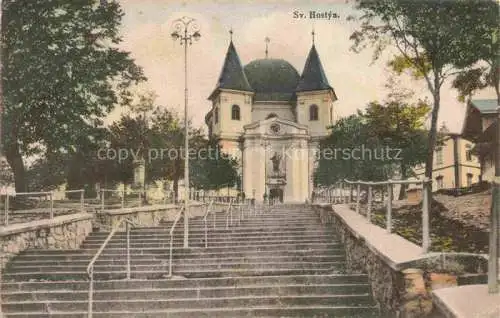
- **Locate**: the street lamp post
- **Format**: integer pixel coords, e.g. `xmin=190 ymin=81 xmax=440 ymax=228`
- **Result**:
xmin=171 ymin=17 xmax=201 ymax=248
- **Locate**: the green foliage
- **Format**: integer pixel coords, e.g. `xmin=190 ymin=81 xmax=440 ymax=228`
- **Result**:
xmin=190 ymin=138 xmax=239 ymax=190
xmin=349 ymin=0 xmax=496 ymax=184
xmin=2 ymin=0 xmax=145 ymax=191
xmin=315 ymin=97 xmax=429 ymax=186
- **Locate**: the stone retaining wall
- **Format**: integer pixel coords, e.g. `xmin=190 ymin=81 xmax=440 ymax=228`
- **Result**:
xmin=0 ymin=213 xmax=93 ymax=268
xmin=313 ymin=204 xmax=488 ymax=318
xmin=98 ymin=203 xmax=209 ymax=229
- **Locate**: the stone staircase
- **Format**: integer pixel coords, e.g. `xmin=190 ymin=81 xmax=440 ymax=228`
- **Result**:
xmin=1 ymin=204 xmax=379 ymax=317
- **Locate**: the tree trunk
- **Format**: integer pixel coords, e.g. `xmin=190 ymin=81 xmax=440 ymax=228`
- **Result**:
xmin=424 ymin=76 xmax=442 ymax=207
xmin=5 ymin=139 xmax=26 ymax=192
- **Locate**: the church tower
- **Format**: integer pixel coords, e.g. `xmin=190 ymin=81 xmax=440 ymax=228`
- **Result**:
xmin=207 ymin=32 xmax=254 ymax=155
xmin=295 ymin=33 xmax=337 ymax=139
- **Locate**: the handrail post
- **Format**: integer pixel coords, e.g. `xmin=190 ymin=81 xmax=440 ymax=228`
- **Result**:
xmin=387 ymin=182 xmax=393 ymax=233
xmin=126 ymin=221 xmax=131 ymax=280
xmin=422 ymin=180 xmax=430 ymax=253
xmin=139 ymin=191 xmax=142 ymax=207
xmin=356 ymin=183 xmax=360 ymax=214
xmin=367 ymin=184 xmax=372 ymax=223
xmin=169 ymin=229 xmax=174 ymax=277
xmin=88 ymin=269 xmax=94 ymax=318
xmin=4 ymin=195 xmax=9 ymax=226
xmin=80 ymin=190 xmax=85 ymax=213
xmin=49 ymin=192 xmax=54 ymax=219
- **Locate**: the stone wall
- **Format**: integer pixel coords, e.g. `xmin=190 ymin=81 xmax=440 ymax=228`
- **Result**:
xmin=0 ymin=213 xmax=93 ymax=268
xmin=314 ymin=204 xmax=405 ymax=317
xmin=313 ymin=204 xmax=487 ymax=318
xmin=97 ymin=203 xmax=209 ymax=229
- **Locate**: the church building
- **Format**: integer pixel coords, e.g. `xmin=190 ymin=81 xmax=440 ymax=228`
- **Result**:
xmin=205 ymin=32 xmax=337 ymax=203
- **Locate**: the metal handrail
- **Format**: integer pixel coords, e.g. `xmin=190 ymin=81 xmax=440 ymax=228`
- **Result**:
xmin=203 ymin=200 xmax=214 ymax=248
xmin=167 ymin=206 xmax=185 ymax=277
xmin=324 ymin=178 xmax=432 ymax=253
xmin=224 ymin=198 xmax=234 ymax=229
xmin=86 ymin=217 xmax=140 ymax=318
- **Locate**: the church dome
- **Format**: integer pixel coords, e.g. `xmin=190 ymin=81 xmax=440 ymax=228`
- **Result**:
xmin=244 ymin=59 xmax=300 ymax=102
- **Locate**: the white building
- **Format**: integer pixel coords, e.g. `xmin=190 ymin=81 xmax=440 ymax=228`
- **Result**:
xmin=205 ymin=35 xmax=337 ymax=203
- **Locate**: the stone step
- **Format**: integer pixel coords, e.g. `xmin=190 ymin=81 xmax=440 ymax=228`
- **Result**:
xmin=6 ymin=261 xmax=344 ymax=273
xmin=3 ymin=283 xmax=371 ymax=302
xmin=3 ymin=274 xmax=371 ymax=292
xmin=79 ymin=239 xmax=338 ymax=249
xmin=17 ymin=242 xmax=342 ymax=255
xmin=85 ymin=232 xmax=336 ymax=239
xmin=0 ymin=305 xmax=380 ymax=317
xmin=2 ymin=294 xmax=375 ymax=312
xmin=3 ymin=267 xmax=346 ymax=281
xmin=124 ymin=225 xmax=329 ymax=232
xmin=87 ymin=230 xmax=335 ymax=239
xmin=15 ymin=248 xmax=343 ymax=260
xmin=8 ymin=255 xmax=344 ymax=267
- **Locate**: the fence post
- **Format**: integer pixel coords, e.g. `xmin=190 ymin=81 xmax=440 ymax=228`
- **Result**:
xmin=356 ymin=183 xmax=360 ymax=214
xmin=4 ymin=195 xmax=9 ymax=226
xmin=348 ymin=185 xmax=352 ymax=204
xmin=422 ymin=180 xmax=430 ymax=253
xmin=49 ymin=192 xmax=54 ymax=219
xmin=80 ymin=190 xmax=85 ymax=213
xmin=138 ymin=191 xmax=142 ymax=207
xmin=367 ymin=184 xmax=372 ymax=223
xmin=387 ymin=182 xmax=393 ymax=233
xmin=340 ymin=182 xmax=344 ymax=204
xmin=121 ymin=189 xmax=125 ymax=209
xmin=101 ymin=190 xmax=104 ymax=212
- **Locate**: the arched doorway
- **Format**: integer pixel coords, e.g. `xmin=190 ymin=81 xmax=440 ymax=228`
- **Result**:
xmin=269 ymin=188 xmax=283 ymax=203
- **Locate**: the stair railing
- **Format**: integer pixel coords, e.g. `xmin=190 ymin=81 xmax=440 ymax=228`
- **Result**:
xmin=203 ymin=200 xmax=214 ymax=248
xmin=224 ymin=198 xmax=234 ymax=229
xmin=86 ymin=217 xmax=141 ymax=318
xmin=167 ymin=206 xmax=185 ymax=277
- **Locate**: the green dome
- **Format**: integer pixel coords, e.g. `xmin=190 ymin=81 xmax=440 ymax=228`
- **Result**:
xmin=244 ymin=59 xmax=300 ymax=102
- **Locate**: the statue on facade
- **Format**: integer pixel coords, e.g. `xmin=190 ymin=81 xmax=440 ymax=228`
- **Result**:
xmin=270 ymin=152 xmax=281 ymax=173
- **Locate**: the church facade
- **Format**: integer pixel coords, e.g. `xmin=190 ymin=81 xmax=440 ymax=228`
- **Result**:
xmin=205 ymin=36 xmax=337 ymax=203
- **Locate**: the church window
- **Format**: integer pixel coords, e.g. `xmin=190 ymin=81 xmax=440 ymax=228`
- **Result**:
xmin=231 ymin=105 xmax=240 ymax=120
xmin=214 ymin=108 xmax=219 ymax=124
xmin=309 ymin=104 xmax=319 ymax=121
xmin=266 ymin=113 xmax=278 ymax=119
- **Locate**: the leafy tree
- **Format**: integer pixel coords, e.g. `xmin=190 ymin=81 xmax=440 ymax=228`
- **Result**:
xmin=314 ymin=114 xmax=393 ymax=186
xmin=148 ymin=107 xmax=206 ymax=201
xmin=363 ymin=98 xmax=430 ymax=199
xmin=107 ymin=114 xmax=149 ymax=185
xmin=450 ymin=1 xmax=499 ymax=103
xmin=349 ymin=0 xmax=495 ymax=201
xmin=2 ymin=0 xmax=145 ymax=191
xmin=190 ymin=137 xmax=239 ymax=191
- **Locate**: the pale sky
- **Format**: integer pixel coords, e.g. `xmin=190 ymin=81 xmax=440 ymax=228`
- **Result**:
xmin=110 ymin=0 xmax=497 ymax=134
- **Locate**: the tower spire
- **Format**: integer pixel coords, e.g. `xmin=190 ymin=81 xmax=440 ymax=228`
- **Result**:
xmin=265 ymin=37 xmax=270 ymax=58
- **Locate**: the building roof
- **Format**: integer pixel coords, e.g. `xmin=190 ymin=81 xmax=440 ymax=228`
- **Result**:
xmin=208 ymin=41 xmax=252 ymax=100
xmin=470 ymin=99 xmax=498 ymax=114
xmin=296 ymin=45 xmax=334 ymax=94
xmin=243 ymin=58 xmax=300 ymax=102
xmin=462 ymin=99 xmax=498 ymax=141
